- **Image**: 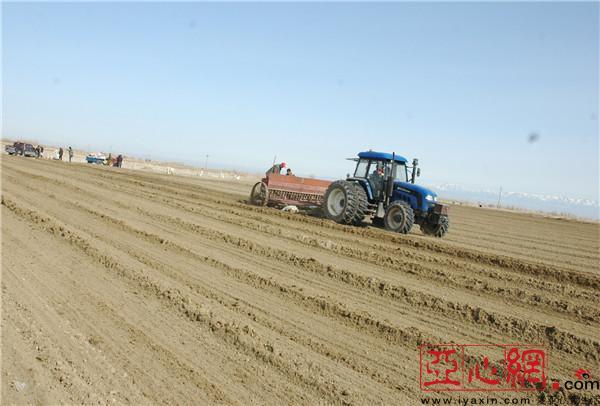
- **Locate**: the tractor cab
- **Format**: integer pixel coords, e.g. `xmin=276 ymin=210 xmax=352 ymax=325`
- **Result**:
xmin=349 ymin=151 xmax=413 ymax=202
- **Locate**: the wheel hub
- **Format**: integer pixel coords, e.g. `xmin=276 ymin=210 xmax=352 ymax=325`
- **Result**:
xmin=387 ymin=207 xmax=405 ymax=229
xmin=327 ymin=189 xmax=346 ymax=216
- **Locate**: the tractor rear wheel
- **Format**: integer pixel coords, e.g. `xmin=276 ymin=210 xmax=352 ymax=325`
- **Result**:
xmin=323 ymin=180 xmax=368 ymax=225
xmin=250 ymin=182 xmax=269 ymax=206
xmin=384 ymin=201 xmax=414 ymax=234
xmin=421 ymin=216 xmax=449 ymax=237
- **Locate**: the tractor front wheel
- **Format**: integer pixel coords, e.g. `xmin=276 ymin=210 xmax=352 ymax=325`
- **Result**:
xmin=384 ymin=201 xmax=414 ymax=234
xmin=421 ymin=215 xmax=449 ymax=237
xmin=250 ymin=182 xmax=269 ymax=206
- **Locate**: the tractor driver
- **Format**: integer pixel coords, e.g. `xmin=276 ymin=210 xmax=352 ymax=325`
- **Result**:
xmin=369 ymin=161 xmax=386 ymax=199
xmin=370 ymin=162 xmax=385 ymax=177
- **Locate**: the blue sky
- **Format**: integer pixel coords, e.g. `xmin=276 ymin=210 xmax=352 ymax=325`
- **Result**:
xmin=3 ymin=2 xmax=598 ymax=200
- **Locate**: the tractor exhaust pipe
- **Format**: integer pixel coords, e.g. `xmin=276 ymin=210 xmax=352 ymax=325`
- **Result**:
xmin=411 ymin=158 xmax=419 ymax=184
xmin=386 ymin=153 xmax=396 ymax=203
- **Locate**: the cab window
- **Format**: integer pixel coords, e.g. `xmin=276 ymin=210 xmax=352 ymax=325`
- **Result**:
xmin=369 ymin=160 xmax=388 ymax=177
xmin=354 ymin=159 xmax=369 ymax=178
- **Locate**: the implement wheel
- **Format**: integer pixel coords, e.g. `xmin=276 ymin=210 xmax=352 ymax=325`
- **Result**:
xmin=384 ymin=201 xmax=414 ymax=234
xmin=322 ymin=180 xmax=367 ymax=225
xmin=250 ymin=182 xmax=269 ymax=206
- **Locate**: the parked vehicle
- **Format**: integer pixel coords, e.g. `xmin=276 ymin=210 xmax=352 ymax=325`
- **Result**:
xmin=86 ymin=154 xmax=107 ymax=165
xmin=22 ymin=144 xmax=37 ymax=157
xmin=5 ymin=142 xmax=24 ymax=155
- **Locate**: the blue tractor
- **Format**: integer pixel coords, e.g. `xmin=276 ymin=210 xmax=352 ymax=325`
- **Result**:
xmin=322 ymin=151 xmax=449 ymax=237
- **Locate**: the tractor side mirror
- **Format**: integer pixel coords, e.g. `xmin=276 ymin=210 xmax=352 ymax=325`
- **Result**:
xmin=417 ymin=168 xmax=421 ymax=177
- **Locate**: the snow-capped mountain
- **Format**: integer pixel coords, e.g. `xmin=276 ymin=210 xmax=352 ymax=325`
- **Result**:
xmin=431 ymin=183 xmax=599 ymax=220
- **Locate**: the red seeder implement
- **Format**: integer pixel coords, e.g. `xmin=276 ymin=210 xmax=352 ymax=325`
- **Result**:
xmin=249 ymin=174 xmax=331 ymax=207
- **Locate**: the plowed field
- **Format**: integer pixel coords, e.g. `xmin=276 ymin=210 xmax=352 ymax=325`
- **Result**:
xmin=2 ymin=156 xmax=599 ymax=405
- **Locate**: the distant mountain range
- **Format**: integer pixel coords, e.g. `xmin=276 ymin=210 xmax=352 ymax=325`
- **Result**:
xmin=431 ymin=183 xmax=599 ymax=220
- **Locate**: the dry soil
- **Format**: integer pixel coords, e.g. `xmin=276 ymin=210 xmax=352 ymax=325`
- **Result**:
xmin=1 ymin=156 xmax=599 ymax=405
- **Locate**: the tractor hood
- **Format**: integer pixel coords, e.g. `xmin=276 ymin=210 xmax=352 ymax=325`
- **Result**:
xmin=394 ymin=181 xmax=437 ymax=199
